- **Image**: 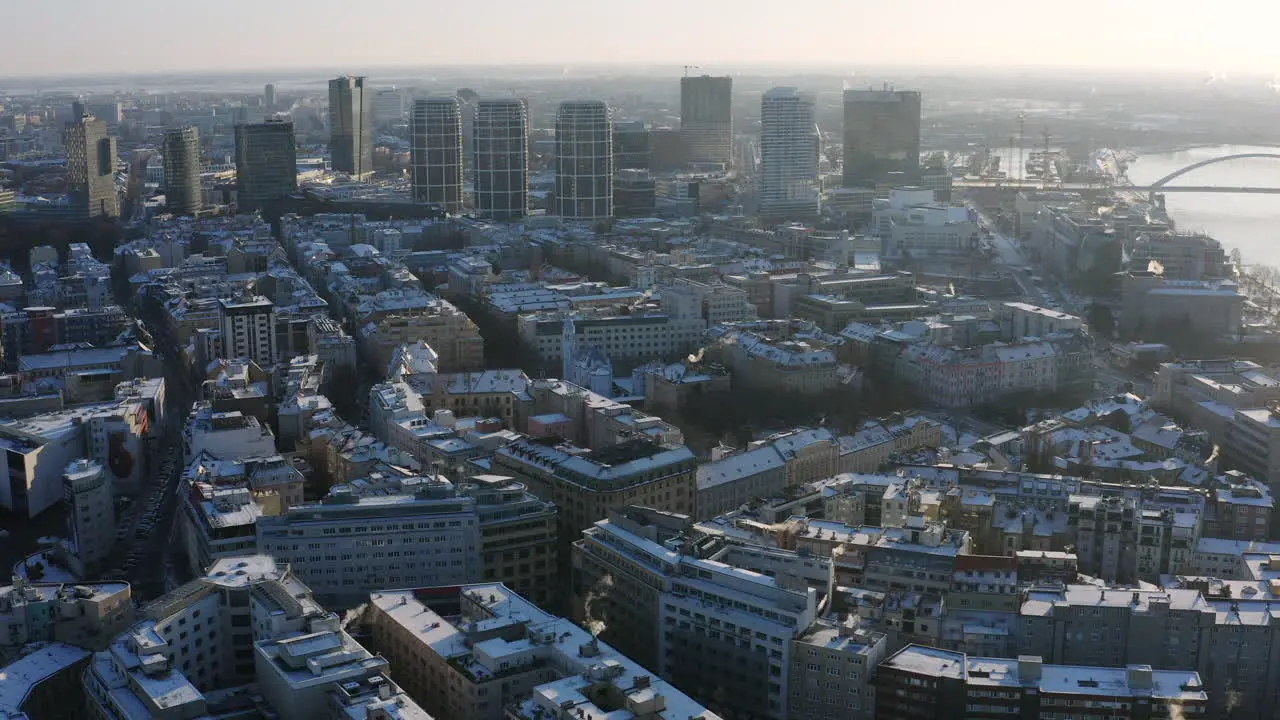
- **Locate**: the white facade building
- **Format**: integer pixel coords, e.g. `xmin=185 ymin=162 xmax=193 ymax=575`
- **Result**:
xmin=1000 ymin=302 xmax=1084 ymax=340
xmin=183 ymin=404 xmax=278 ymax=462
xmin=760 ymin=87 xmax=820 ymax=219
xmin=872 ymin=187 xmax=979 ymax=256
xmin=82 ymin=554 xmax=431 ymax=720
xmin=0 ymin=399 xmax=152 ymax=517
xmin=63 ymin=459 xmax=116 ymax=576
xmin=256 ymin=476 xmax=481 ymax=607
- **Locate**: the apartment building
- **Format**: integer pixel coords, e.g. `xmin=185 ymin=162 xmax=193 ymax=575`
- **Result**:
xmin=517 ymin=310 xmax=688 ymax=369
xmin=837 ymin=414 xmax=942 ymax=474
xmin=1 ymin=578 xmax=134 ymax=653
xmin=367 ymin=583 xmax=722 ymax=720
xmin=1205 ymin=471 xmax=1273 ymax=541
xmin=83 ymin=554 xmax=428 ymax=720
xmin=0 ymin=398 xmax=153 ymax=517
xmin=1151 ymin=359 xmax=1280 ymax=445
xmin=520 ymin=378 xmax=683 ymax=450
xmin=875 ymin=645 xmax=1207 ymax=720
xmin=1226 ymin=406 xmax=1280 ymax=488
xmin=219 ymin=294 xmax=279 ymax=368
xmin=695 ymin=428 xmax=839 ymax=520
xmin=661 ymin=277 xmax=758 ymax=327
xmin=1015 ymin=582 xmax=1280 ymax=718
xmin=60 ymin=459 xmax=116 ymax=576
xmin=183 ymin=403 xmax=278 ymax=462
xmin=1118 ymin=271 xmax=1243 ymax=340
xmin=705 ymin=320 xmax=846 ymax=396
xmin=571 ymin=506 xmax=818 ymax=720
xmin=0 ymin=642 xmax=93 ymax=719
xmin=256 ymin=477 xmax=480 ymax=608
xmin=1127 ymin=231 xmax=1226 ymax=281
xmin=998 ymin=302 xmax=1083 ymax=340
xmin=180 ymin=483 xmax=262 ymax=576
xmin=245 ymin=470 xmax=556 ymax=607
xmin=637 ymin=360 xmax=732 ymax=414
xmin=356 ymin=294 xmax=485 ymax=373
xmin=787 ymin=618 xmax=887 ymax=720
xmin=494 ymin=437 xmax=696 ymax=536
xmin=465 ymin=474 xmax=560 ymax=606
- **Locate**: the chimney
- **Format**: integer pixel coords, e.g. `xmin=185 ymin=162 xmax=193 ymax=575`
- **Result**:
xmin=1127 ymin=664 xmax=1153 ymax=690
xmin=1017 ymin=655 xmax=1043 ymax=684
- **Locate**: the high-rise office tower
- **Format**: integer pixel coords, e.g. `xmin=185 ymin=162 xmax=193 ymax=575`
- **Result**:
xmin=264 ymin=83 xmax=275 ymax=111
xmin=409 ymin=97 xmax=464 ymax=212
xmin=759 ymin=87 xmax=819 ymax=220
xmin=63 ymin=111 xmax=119 ymax=219
xmin=473 ymin=98 xmax=529 ymax=220
xmin=328 ymin=75 xmax=374 ymax=176
xmin=842 ymin=88 xmax=922 ymax=188
xmin=234 ymin=116 xmax=298 ymax=210
xmin=555 ymin=100 xmax=613 ymax=221
xmin=613 ymin=120 xmax=650 ymax=170
xmin=374 ymin=88 xmax=404 ymax=128
xmin=162 ymin=126 xmax=201 ymax=216
xmin=680 ymin=75 xmax=733 ymax=168
xmin=84 ymin=102 xmax=122 ymax=134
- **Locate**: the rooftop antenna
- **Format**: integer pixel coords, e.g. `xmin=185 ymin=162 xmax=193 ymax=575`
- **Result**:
xmin=683 ymin=65 xmax=700 ymax=77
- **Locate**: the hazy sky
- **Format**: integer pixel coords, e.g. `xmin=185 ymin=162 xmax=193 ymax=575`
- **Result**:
xmin=7 ymin=0 xmax=1278 ymax=77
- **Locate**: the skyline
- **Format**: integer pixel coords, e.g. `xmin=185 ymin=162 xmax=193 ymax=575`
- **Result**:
xmin=8 ymin=0 xmax=1280 ymax=78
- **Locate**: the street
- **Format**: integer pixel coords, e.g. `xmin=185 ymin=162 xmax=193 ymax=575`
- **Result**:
xmin=98 ymin=307 xmax=199 ymax=601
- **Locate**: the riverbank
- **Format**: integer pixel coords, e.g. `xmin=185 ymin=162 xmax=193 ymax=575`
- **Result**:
xmin=1127 ymin=145 xmax=1280 ymax=268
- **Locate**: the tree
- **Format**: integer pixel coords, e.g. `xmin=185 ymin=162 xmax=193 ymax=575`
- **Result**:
xmin=1102 ymin=409 xmax=1131 ymax=434
xmin=1086 ymin=303 xmax=1115 ymax=339
xmin=325 ymin=364 xmax=361 ymax=422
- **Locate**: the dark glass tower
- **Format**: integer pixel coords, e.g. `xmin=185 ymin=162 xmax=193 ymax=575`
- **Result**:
xmin=842 ymin=89 xmax=922 ymax=188
xmin=63 ymin=111 xmax=119 ymax=219
xmin=235 ymin=116 xmax=297 ymax=210
xmin=410 ymin=97 xmax=464 ymax=212
xmin=555 ymin=100 xmax=613 ymax=221
xmin=473 ymin=98 xmax=529 ymax=220
xmin=328 ymin=76 xmax=374 ymax=176
xmin=680 ymin=75 xmax=733 ymax=167
xmin=162 ymin=126 xmax=201 ymax=216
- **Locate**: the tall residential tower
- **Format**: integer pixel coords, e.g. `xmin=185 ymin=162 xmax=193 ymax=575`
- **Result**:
xmin=162 ymin=126 xmax=201 ymax=216
xmin=680 ymin=75 xmax=733 ymax=168
xmin=842 ymin=88 xmax=922 ymax=188
xmin=473 ymin=98 xmax=529 ymax=220
xmin=555 ymin=100 xmax=613 ymax=221
xmin=410 ymin=97 xmax=464 ymax=211
xmin=759 ymin=87 xmax=819 ymax=220
xmin=234 ymin=116 xmax=298 ymax=210
xmin=63 ymin=111 xmax=118 ymax=219
xmin=328 ymin=75 xmax=374 ymax=176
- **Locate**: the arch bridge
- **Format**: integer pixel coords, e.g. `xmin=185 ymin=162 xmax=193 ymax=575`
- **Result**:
xmin=1145 ymin=152 xmax=1280 ymax=202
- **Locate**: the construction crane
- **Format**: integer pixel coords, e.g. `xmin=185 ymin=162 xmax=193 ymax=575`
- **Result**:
xmin=683 ymin=65 xmax=700 ymax=77
xmin=1017 ymin=112 xmax=1026 ymax=185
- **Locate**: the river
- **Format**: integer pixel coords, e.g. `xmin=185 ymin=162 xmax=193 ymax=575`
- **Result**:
xmin=1126 ymin=145 xmax=1280 ymax=268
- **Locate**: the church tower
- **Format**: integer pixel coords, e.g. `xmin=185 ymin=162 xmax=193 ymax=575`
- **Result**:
xmin=561 ymin=316 xmax=577 ymax=380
